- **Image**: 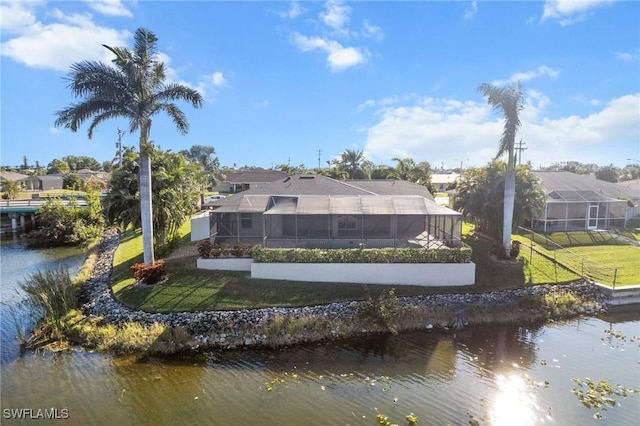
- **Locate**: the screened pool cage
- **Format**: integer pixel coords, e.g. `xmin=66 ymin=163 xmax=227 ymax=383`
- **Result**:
xmin=532 ymin=190 xmax=628 ymax=232
xmin=210 ymin=195 xmax=463 ymax=249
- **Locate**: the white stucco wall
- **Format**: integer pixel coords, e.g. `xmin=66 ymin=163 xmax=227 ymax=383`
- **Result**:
xmin=197 ymin=257 xmax=254 ymax=271
xmin=191 ymin=212 xmax=211 ymax=242
xmin=251 ymin=262 xmax=475 ymax=286
xmin=197 ymin=257 xmax=476 ymax=286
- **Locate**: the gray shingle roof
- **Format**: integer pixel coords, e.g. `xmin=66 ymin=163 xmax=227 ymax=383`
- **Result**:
xmin=223 ymin=169 xmax=288 ymax=183
xmin=217 ymin=174 xmax=442 ymax=212
xmin=0 ymin=171 xmax=29 ymax=182
xmin=534 ymin=171 xmax=640 ymax=201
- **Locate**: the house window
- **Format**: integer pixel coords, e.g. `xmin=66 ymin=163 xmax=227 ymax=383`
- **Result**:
xmin=241 ymin=213 xmax=252 ymax=229
xmin=338 ymin=215 xmax=357 ymax=230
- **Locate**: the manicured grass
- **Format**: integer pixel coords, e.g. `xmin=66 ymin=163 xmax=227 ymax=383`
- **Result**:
xmin=513 ymin=230 xmax=640 ymax=287
xmin=468 ymin=232 xmax=579 ymax=287
xmin=11 ymin=189 xmax=87 ymax=200
xmin=111 ymin=220 xmax=638 ymax=313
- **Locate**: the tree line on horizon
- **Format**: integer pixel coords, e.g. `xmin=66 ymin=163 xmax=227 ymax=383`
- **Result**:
xmin=4 ymin=26 xmax=637 ymax=266
xmin=4 ymin=151 xmax=638 ymax=185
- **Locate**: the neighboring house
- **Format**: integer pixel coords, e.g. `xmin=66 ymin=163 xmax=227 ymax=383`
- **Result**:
xmin=431 ymin=173 xmax=460 ymax=192
xmin=0 ymin=171 xmax=29 ymax=190
xmin=616 ymin=179 xmax=640 ymax=218
xmin=211 ymin=168 xmax=289 ymax=194
xmin=532 ymin=171 xmax=640 ymax=232
xmin=19 ymin=175 xmax=64 ymax=191
xmin=76 ymin=168 xmax=111 ymax=181
xmin=196 ymin=174 xmax=462 ymax=249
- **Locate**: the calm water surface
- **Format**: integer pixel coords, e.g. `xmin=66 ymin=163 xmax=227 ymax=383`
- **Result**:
xmin=1 ymin=242 xmax=638 ymax=425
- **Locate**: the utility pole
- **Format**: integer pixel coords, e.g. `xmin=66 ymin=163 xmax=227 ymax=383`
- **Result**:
xmin=317 ymin=149 xmax=322 ymax=170
xmin=515 ymin=139 xmax=527 ymax=166
xmin=116 ymin=128 xmax=125 ymax=167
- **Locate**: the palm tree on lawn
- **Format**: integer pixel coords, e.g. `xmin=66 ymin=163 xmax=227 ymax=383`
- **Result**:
xmin=55 ymin=27 xmax=203 ymax=266
xmin=478 ymin=81 xmax=524 ymax=258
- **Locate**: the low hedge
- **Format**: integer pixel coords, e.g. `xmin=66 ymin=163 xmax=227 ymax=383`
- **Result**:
xmin=252 ymin=246 xmax=472 ymax=264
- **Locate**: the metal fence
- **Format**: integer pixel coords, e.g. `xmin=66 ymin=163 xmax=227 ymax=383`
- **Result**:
xmin=516 ymin=227 xmax=620 ymax=288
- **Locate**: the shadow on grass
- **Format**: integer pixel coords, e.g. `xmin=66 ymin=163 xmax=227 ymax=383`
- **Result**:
xmin=112 ymin=227 xmax=586 ymax=313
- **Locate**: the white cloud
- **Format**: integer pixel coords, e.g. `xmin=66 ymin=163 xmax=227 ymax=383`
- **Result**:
xmin=255 ymin=100 xmax=270 ymax=109
xmin=82 ymin=0 xmax=132 ymax=17
xmin=1 ymin=8 xmax=130 ymax=71
xmin=49 ymin=126 xmax=60 ymax=135
xmin=464 ymin=1 xmax=478 ymax=20
xmin=289 ymin=1 xmax=381 ymax=72
xmin=362 ymin=92 xmax=639 ymax=168
xmin=185 ymin=71 xmax=228 ymax=102
xmin=362 ymin=20 xmax=384 ymax=41
xmin=542 ymin=0 xmax=615 ymax=26
xmin=320 ymin=0 xmax=352 ymax=37
xmin=614 ymin=51 xmax=640 ymax=61
xmin=492 ymin=66 xmax=561 ymax=85
xmin=211 ymin=71 xmax=227 ymax=87
xmin=277 ymin=1 xmax=305 ymax=19
xmin=0 ymin=1 xmax=40 ymax=33
xmin=292 ymin=33 xmax=368 ymax=72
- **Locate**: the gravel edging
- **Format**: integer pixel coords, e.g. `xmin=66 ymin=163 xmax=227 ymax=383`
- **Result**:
xmin=78 ymin=229 xmax=611 ymax=351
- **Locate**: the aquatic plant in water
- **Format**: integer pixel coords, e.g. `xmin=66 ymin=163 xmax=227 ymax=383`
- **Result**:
xmin=571 ymin=377 xmax=639 ymax=419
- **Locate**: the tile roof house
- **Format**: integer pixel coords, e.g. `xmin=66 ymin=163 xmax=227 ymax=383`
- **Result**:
xmin=532 ymin=171 xmax=640 ymax=232
xmin=197 ymin=174 xmax=462 ymax=249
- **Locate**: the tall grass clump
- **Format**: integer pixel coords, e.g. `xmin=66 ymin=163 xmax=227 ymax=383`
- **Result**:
xmin=20 ymin=266 xmax=77 ymax=340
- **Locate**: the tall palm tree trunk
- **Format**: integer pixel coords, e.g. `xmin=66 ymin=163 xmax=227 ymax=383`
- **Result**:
xmin=502 ymin=168 xmax=516 ymax=257
xmin=139 ymin=124 xmax=155 ymax=265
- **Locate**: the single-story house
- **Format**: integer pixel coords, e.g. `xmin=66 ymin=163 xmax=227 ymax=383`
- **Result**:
xmin=532 ymin=171 xmax=640 ymax=232
xmin=211 ymin=168 xmax=289 ymax=194
xmin=0 ymin=171 xmax=29 ymax=190
xmin=76 ymin=169 xmax=111 ymax=181
xmin=195 ymin=174 xmax=463 ymax=249
xmin=431 ymin=173 xmax=460 ymax=192
xmin=19 ymin=175 xmax=64 ymax=191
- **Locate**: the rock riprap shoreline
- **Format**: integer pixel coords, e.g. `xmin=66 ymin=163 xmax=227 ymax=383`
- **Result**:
xmin=79 ymin=229 xmax=610 ymax=350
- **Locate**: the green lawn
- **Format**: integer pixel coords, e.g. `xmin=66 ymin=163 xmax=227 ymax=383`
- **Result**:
xmin=111 ymin=220 xmax=639 ymax=313
xmin=513 ymin=229 xmax=640 ymax=287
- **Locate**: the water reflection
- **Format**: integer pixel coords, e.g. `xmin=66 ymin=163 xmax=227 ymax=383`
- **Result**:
xmin=2 ymin=242 xmax=639 ymax=425
xmin=489 ymin=373 xmax=545 ymax=426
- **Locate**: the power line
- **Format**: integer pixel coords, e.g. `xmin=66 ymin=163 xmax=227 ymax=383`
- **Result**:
xmin=515 ymin=139 xmax=527 ymax=166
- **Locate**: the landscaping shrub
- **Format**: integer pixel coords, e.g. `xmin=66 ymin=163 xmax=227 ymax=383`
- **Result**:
xmin=130 ymin=260 xmax=165 ymax=284
xmin=252 ymin=246 xmax=471 ymax=264
xmin=357 ymin=288 xmax=408 ymax=335
xmin=197 ymin=240 xmax=213 ymax=258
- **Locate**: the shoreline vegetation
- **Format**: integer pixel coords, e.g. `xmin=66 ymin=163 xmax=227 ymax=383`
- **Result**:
xmin=17 ymin=225 xmax=619 ymax=357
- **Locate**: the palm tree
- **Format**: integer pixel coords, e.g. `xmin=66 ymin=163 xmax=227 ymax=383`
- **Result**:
xmin=478 ymin=81 xmax=524 ymax=257
xmin=55 ymin=28 xmax=203 ymax=265
xmin=337 ymin=149 xmax=367 ymax=179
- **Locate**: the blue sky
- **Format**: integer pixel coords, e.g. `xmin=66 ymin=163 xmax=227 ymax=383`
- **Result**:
xmin=1 ymin=0 xmax=639 ymax=171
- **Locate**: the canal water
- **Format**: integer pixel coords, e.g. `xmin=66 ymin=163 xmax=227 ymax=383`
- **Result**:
xmin=1 ymin=241 xmax=638 ymax=425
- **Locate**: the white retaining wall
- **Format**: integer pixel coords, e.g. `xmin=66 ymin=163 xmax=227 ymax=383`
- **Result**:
xmin=251 ymin=263 xmax=475 ymax=286
xmin=197 ymin=258 xmax=254 ymax=271
xmin=197 ymin=258 xmax=475 ymax=286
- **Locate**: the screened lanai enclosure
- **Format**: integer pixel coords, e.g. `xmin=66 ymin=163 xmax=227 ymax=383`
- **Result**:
xmin=211 ymin=195 xmax=463 ymax=249
xmin=533 ymin=190 xmax=628 ymax=232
